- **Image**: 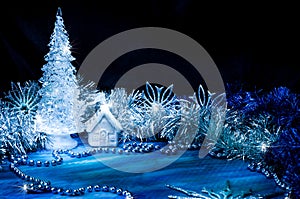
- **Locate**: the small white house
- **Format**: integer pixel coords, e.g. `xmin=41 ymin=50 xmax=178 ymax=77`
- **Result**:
xmin=84 ymin=104 xmax=122 ymax=147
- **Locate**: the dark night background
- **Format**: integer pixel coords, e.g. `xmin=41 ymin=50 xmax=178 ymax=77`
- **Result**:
xmin=0 ymin=1 xmax=299 ymax=97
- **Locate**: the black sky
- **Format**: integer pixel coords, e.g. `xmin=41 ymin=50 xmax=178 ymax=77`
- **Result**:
xmin=0 ymin=1 xmax=299 ymax=96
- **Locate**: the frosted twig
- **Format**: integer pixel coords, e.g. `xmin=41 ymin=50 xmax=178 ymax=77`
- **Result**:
xmin=166 ymin=185 xmax=210 ymax=199
xmin=168 ymin=195 xmax=206 ymax=199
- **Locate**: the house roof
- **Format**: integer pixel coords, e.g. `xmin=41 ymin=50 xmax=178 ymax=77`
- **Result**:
xmin=84 ymin=104 xmax=123 ymax=133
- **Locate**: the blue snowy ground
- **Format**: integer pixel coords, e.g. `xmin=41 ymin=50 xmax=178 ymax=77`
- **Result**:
xmin=0 ymin=142 xmax=284 ymax=199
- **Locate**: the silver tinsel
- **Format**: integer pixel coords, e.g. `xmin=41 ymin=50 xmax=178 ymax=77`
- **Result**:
xmin=0 ymin=81 xmax=49 ymax=156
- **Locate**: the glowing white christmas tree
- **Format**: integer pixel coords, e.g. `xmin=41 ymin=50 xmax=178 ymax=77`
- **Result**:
xmin=35 ymin=7 xmax=79 ymax=149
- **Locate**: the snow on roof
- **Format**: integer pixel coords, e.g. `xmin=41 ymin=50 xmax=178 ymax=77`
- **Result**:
xmin=84 ymin=104 xmax=123 ymax=133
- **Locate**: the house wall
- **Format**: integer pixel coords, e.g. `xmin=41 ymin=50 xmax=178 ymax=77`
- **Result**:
xmin=88 ymin=117 xmax=118 ymax=147
xmin=95 ymin=117 xmax=114 ymax=133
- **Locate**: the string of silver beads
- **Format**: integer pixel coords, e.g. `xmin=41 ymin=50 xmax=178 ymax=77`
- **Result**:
xmin=247 ymin=161 xmax=292 ymax=197
xmin=7 ymin=142 xmax=169 ymax=198
xmin=8 ymin=151 xmax=133 ymax=198
xmin=9 ymin=152 xmax=63 ymax=167
xmin=159 ymin=141 xmax=201 ymax=155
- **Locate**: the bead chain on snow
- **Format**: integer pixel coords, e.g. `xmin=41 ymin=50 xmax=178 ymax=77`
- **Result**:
xmin=9 ymin=141 xmax=292 ymax=198
xmin=247 ymin=161 xmax=293 ymax=195
xmin=9 ymin=152 xmax=133 ymax=198
xmin=8 ymin=142 xmax=164 ymax=198
xmin=209 ymin=150 xmax=293 ymax=196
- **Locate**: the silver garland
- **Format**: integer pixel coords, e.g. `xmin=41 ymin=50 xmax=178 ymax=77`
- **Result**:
xmin=0 ymin=81 xmax=49 ymax=157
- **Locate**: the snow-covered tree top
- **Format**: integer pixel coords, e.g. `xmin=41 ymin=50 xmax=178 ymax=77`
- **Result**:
xmin=44 ymin=7 xmax=75 ymax=62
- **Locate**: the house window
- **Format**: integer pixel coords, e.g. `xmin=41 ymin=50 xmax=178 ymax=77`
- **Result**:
xmin=100 ymin=130 xmax=107 ymax=137
xmin=108 ymin=134 xmax=116 ymax=145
